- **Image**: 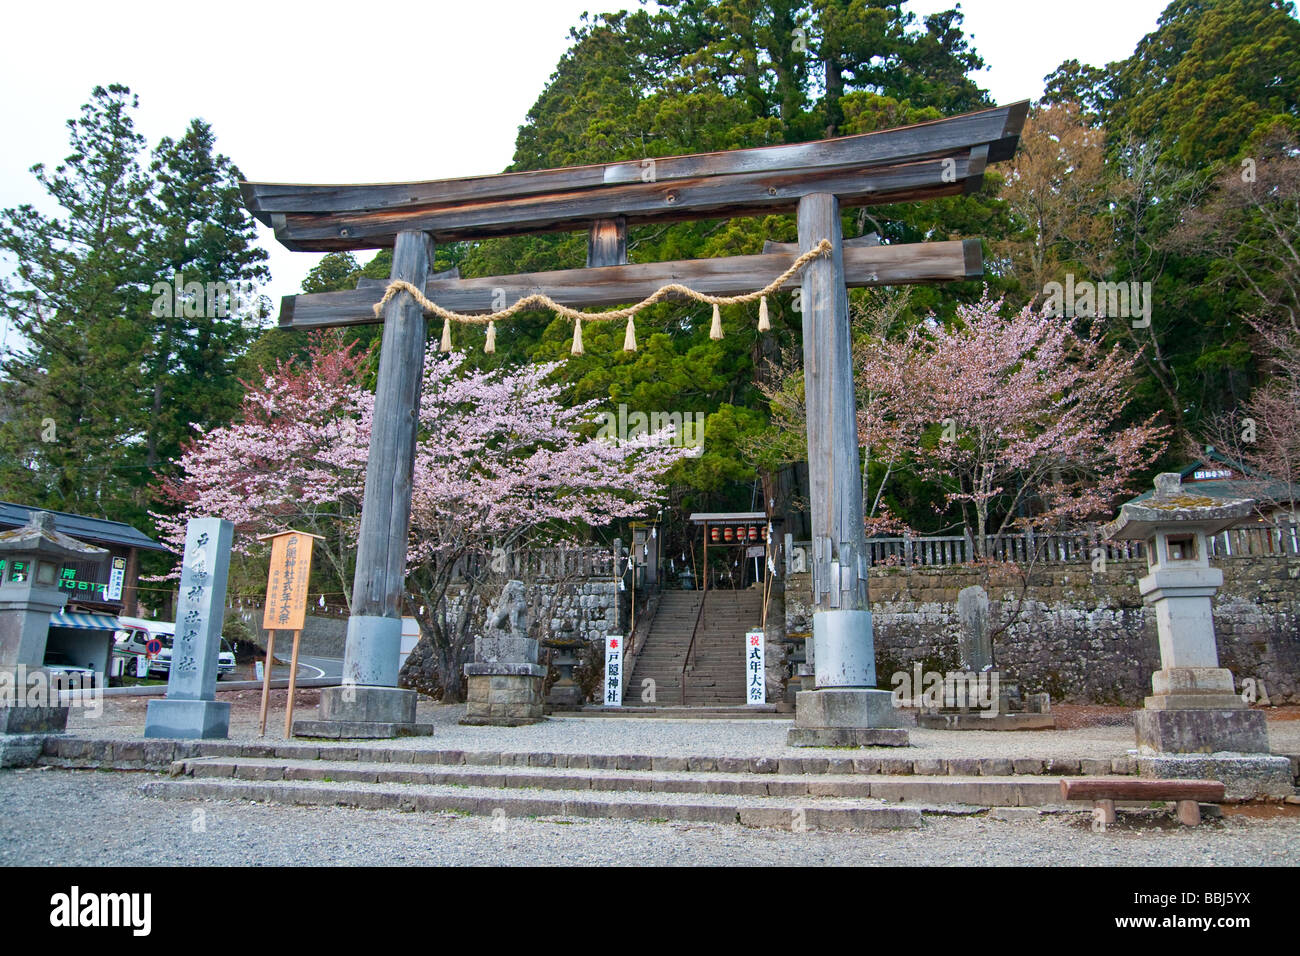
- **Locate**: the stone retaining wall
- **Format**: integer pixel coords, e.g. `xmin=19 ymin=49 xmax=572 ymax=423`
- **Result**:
xmin=786 ymin=554 xmax=1300 ymax=705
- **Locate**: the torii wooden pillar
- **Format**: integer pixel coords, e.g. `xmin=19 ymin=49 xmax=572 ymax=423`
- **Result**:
xmin=243 ymin=101 xmax=1026 ymax=738
xmin=345 ymin=229 xmax=430 ymax=688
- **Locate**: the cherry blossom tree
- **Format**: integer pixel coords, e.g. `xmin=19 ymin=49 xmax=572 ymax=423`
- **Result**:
xmin=152 ymin=331 xmax=372 ymax=601
xmin=855 ymin=295 xmax=1169 ymax=550
xmin=155 ymin=334 xmax=684 ymax=698
xmin=402 ymin=348 xmax=685 ymax=698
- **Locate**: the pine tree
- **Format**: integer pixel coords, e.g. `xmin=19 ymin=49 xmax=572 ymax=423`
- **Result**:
xmin=0 ymin=84 xmax=152 ymax=518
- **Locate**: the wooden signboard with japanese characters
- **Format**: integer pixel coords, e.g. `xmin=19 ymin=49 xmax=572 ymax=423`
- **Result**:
xmin=257 ymin=529 xmax=323 ymax=736
xmin=262 ymin=531 xmax=316 ymax=631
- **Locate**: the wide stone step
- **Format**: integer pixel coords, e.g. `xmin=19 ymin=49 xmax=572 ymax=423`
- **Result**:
xmin=157 ymin=756 xmax=1078 ymax=811
xmin=39 ymin=737 xmax=1141 ymax=780
xmin=142 ymin=773 xmax=924 ymax=830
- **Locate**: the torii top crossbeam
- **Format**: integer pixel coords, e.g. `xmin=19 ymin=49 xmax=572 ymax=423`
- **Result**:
xmin=242 ymin=101 xmax=1026 ymax=250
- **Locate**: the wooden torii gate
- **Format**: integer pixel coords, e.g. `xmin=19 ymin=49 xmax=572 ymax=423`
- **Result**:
xmin=242 ymin=101 xmax=1026 ymax=737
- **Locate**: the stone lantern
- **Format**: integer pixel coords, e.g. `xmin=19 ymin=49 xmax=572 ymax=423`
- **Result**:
xmin=0 ymin=511 xmax=108 ymax=735
xmin=1104 ymin=473 xmax=1268 ymax=755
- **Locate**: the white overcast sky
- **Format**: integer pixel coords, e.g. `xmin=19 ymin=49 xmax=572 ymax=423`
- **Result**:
xmin=0 ymin=0 xmax=1172 ymax=334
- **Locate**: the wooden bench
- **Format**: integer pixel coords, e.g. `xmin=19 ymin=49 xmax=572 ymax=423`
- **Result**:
xmin=1060 ymin=777 xmax=1226 ymax=826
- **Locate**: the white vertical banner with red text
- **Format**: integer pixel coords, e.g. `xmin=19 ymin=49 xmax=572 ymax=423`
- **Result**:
xmin=604 ymin=634 xmax=623 ymax=707
xmin=745 ymin=629 xmax=766 ymax=705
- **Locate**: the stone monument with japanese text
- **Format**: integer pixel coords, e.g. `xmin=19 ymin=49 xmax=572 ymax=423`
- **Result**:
xmin=144 ymin=518 xmax=233 ymax=739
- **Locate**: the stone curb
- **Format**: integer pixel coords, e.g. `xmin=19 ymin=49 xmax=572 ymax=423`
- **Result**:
xmin=33 ymin=735 xmax=1145 ymax=778
xmin=138 ymin=778 xmax=924 ymax=830
xmin=170 ymin=756 xmax=1077 ymax=807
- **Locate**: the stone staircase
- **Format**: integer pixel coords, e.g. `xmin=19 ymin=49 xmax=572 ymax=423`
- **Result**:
xmin=38 ymin=736 xmax=1298 ymax=830
xmin=627 ymin=588 xmax=763 ymax=707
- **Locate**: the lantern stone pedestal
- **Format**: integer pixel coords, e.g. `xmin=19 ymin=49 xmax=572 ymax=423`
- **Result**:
xmin=541 ymin=637 xmax=585 ymax=712
xmin=1105 ymin=474 xmax=1291 ymax=799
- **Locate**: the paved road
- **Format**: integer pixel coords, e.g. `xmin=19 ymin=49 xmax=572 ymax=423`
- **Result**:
xmin=293 ymin=655 xmax=342 ymax=680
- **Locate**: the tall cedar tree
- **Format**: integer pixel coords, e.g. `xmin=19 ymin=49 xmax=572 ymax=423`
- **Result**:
xmin=0 ymin=85 xmax=152 ymax=520
xmin=141 ymin=119 xmax=269 ymax=482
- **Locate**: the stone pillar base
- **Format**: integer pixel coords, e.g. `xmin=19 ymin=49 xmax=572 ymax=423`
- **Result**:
xmin=0 ymin=704 xmax=69 ymax=734
xmin=1145 ymin=667 xmax=1244 ymax=710
xmin=294 ymin=685 xmax=433 ymax=739
xmin=1135 ymin=707 xmax=1269 ymax=755
xmin=144 ymin=699 xmax=230 ymax=739
xmin=462 ymin=663 xmax=546 ymax=726
xmin=1138 ymin=754 xmax=1294 ymax=801
xmin=787 ymin=688 xmax=909 ymax=747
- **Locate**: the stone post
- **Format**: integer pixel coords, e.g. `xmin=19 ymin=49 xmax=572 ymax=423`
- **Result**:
xmin=144 ymin=518 xmax=233 ymax=739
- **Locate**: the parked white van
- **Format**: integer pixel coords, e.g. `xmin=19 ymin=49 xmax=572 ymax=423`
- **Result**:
xmin=113 ymin=617 xmax=236 ymax=679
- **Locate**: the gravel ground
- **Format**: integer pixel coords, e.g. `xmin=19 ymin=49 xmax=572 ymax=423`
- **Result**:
xmin=63 ymin=693 xmax=1300 ymax=761
xmin=1 ymin=768 xmax=1296 ymax=866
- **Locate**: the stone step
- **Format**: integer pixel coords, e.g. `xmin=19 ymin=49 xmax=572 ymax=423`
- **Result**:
xmin=141 ymin=775 xmax=924 ymax=830
xmin=38 ymin=737 xmax=1137 ymax=780
xmin=162 ymin=756 xmax=1077 ymax=809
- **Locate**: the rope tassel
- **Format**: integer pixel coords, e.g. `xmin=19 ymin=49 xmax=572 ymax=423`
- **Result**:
xmin=440 ymin=317 xmax=452 ymax=352
xmin=623 ymin=314 xmax=637 ymax=352
xmin=484 ymin=320 xmax=496 ymax=354
xmin=571 ymin=317 xmax=584 ymax=355
xmin=757 ymin=295 xmax=770 ymax=332
xmin=709 ymin=302 xmax=723 ymax=340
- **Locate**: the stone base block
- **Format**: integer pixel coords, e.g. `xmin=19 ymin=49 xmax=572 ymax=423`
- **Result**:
xmin=0 ymin=733 xmax=48 ymax=767
xmin=1135 ymin=708 xmax=1269 ymax=755
xmin=298 ymin=685 xmax=429 ymax=739
xmin=793 ymin=689 xmax=904 ymax=729
xmin=1138 ymin=754 xmax=1295 ymax=801
xmin=1151 ymin=667 xmax=1236 ymax=697
xmin=786 ymin=727 xmax=910 ymax=748
xmin=545 ymin=681 xmax=585 ymax=711
xmin=0 ymin=704 xmax=69 ymax=734
xmin=1144 ymin=693 xmax=1246 ymax=710
xmin=917 ymin=712 xmax=1056 ymax=731
xmin=320 ymin=685 xmax=417 ymax=724
xmin=144 ymin=699 xmax=230 ymax=739
xmin=789 ymin=689 xmax=909 ymax=748
xmin=463 ymin=669 xmax=545 ymax=726
xmin=293 ymin=719 xmax=434 ymax=739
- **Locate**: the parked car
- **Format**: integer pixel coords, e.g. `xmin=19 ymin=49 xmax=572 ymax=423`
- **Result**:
xmin=112 ymin=618 xmax=236 ymax=679
xmin=43 ymin=650 xmax=96 ymax=684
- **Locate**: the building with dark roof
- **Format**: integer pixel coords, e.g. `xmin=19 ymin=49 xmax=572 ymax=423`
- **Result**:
xmin=0 ymin=501 xmax=168 ymax=616
xmin=1123 ymin=449 xmax=1299 ymax=524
